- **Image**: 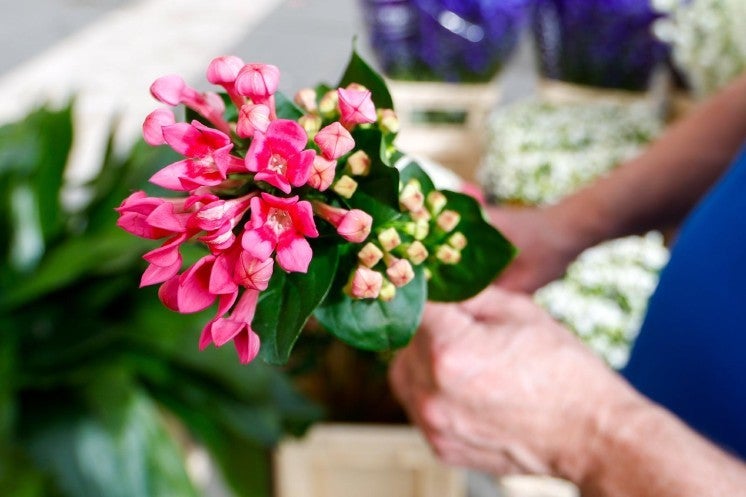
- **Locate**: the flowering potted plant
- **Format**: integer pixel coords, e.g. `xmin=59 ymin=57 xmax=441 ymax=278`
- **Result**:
xmin=117 ymin=49 xmax=515 ymax=368
xmin=532 ymin=0 xmax=669 ymax=93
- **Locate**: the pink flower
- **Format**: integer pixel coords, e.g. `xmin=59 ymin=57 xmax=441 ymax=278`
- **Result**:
xmin=116 ymin=191 xmax=190 ymax=239
xmin=206 ymin=55 xmax=245 ymax=109
xmin=142 ymin=108 xmax=176 ymax=146
xmin=191 ymin=193 xmax=255 ymax=252
xmin=314 ymin=122 xmax=355 ymax=160
xmin=337 ymin=88 xmax=376 ymax=128
xmin=150 ymin=121 xmax=246 ymax=191
xmin=199 ymin=289 xmax=262 ymax=364
xmin=245 ymin=119 xmax=315 ymax=194
xmin=242 ymin=193 xmax=319 ymax=273
xmin=308 ymin=156 xmax=337 ymax=191
xmin=141 ymin=233 xmax=188 ymax=287
xmin=234 ymin=63 xmax=280 ymax=101
xmin=150 ymin=74 xmax=230 ymax=134
xmin=313 ymin=201 xmax=372 ymax=243
xmin=347 ymin=266 xmax=383 ymax=299
xmin=237 ymin=103 xmax=271 ymax=138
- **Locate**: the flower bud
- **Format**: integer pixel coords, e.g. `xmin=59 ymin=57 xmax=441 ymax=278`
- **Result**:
xmin=308 ymin=156 xmax=337 ymax=191
xmin=345 ymin=82 xmax=369 ymax=92
xmin=386 ymin=258 xmax=415 ymax=287
xmin=406 ymin=241 xmax=429 ymax=265
xmin=294 ymin=87 xmax=318 ymax=113
xmin=448 ymin=232 xmax=468 ymax=251
xmin=409 ymin=208 xmax=431 ymax=222
xmin=378 ymin=279 xmax=396 ymax=302
xmin=346 ymin=150 xmax=371 ymax=176
xmin=207 ymin=55 xmax=244 ymax=85
xmin=436 ymin=245 xmax=461 ymax=265
xmin=332 ymin=175 xmax=358 ymax=199
xmin=319 ymin=90 xmax=339 ymax=117
xmin=426 ymin=190 xmax=447 ymax=215
xmin=142 ymin=108 xmax=176 ymax=146
xmin=358 ymin=242 xmax=384 ymax=268
xmin=338 ymin=87 xmax=377 ymax=127
xmin=399 ymin=180 xmax=424 ymax=212
xmin=378 ymin=227 xmax=401 ymax=252
xmin=337 ymin=209 xmax=373 ymax=243
xmin=298 ymin=114 xmax=322 ymax=138
xmin=237 ymin=103 xmax=270 ymax=138
xmin=346 ymin=266 xmax=383 ymax=299
xmin=234 ymin=63 xmax=280 ymax=100
xmin=436 ymin=210 xmax=461 ymax=233
xmin=314 ymin=122 xmax=355 ymax=160
xmin=377 ymin=108 xmax=400 ymax=134
xmin=236 ymin=253 xmax=274 ymax=291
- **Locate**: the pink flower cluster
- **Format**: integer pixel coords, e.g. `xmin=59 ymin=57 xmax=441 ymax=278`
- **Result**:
xmin=117 ymin=55 xmax=380 ymax=364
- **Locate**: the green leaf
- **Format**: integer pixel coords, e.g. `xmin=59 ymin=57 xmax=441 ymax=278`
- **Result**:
xmin=427 ymin=191 xmax=516 ymax=301
xmin=315 ymin=264 xmax=426 ymax=351
xmin=253 ymin=242 xmax=339 ymax=365
xmin=399 ymin=159 xmax=436 ymax=194
xmin=347 ymin=128 xmax=399 ymax=209
xmin=22 ymin=383 xmax=199 ymax=497
xmin=274 ymin=91 xmax=304 ymax=121
xmin=338 ymin=48 xmax=394 ymax=110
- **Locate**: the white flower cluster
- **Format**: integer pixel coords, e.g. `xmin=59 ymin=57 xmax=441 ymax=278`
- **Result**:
xmin=480 ymin=99 xmax=662 ymax=205
xmin=535 ymin=233 xmax=669 ymax=368
xmin=653 ymin=0 xmax=746 ymax=98
xmin=479 ymin=98 xmax=668 ymax=368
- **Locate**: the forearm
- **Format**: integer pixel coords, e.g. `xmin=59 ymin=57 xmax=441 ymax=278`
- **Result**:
xmin=578 ymin=400 xmax=746 ymax=497
xmin=549 ymin=73 xmax=746 ymax=248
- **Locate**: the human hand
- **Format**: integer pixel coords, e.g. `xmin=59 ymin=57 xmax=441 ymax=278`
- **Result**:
xmin=486 ymin=205 xmax=586 ymax=293
xmin=389 ymin=286 xmax=648 ymax=483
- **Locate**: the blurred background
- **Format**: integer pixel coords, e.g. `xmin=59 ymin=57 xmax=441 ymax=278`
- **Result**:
xmin=1 ymin=1 xmax=744 ymax=496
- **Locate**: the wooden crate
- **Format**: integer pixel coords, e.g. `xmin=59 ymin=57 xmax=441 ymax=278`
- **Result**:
xmin=274 ymin=423 xmax=466 ymax=497
xmin=388 ymin=79 xmax=500 ymax=183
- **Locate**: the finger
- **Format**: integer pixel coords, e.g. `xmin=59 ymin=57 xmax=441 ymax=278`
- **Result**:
xmin=419 ymin=300 xmax=475 ymax=347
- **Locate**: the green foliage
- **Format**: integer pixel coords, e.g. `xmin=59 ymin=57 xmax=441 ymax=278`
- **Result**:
xmin=0 ymin=105 xmax=319 ymax=497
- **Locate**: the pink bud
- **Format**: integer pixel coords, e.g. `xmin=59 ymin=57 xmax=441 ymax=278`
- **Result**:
xmin=337 ymin=209 xmax=372 ymax=243
xmin=399 ymin=180 xmax=424 ymax=212
xmin=142 ymin=108 xmax=176 ymax=146
xmin=236 ymin=252 xmax=274 ymax=291
xmin=346 ymin=150 xmax=371 ymax=176
xmin=437 ymin=210 xmax=461 ymax=233
xmin=406 ymin=241 xmax=429 ymax=265
xmin=436 ymin=245 xmax=461 ymax=265
xmin=386 ymin=258 xmax=415 ymax=287
xmin=237 ymin=103 xmax=271 ymax=138
xmin=348 ymin=266 xmax=383 ymax=299
xmin=337 ymin=87 xmax=377 ymax=127
xmin=378 ymin=227 xmax=401 ymax=252
xmin=308 ymin=156 xmax=337 ymax=191
xmin=234 ymin=63 xmax=280 ymax=99
xmin=294 ymin=88 xmax=318 ymax=113
xmin=207 ymin=55 xmax=245 ymax=85
xmin=358 ymin=242 xmax=384 ymax=268
xmin=332 ymin=175 xmax=358 ymax=199
xmin=314 ymin=122 xmax=355 ymax=160
xmin=150 ymin=75 xmax=186 ymax=106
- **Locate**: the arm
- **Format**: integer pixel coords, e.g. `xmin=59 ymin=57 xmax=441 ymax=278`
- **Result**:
xmin=389 ymin=286 xmax=746 ymax=497
xmin=550 ymin=72 xmax=746 ymax=249
xmin=488 ymin=73 xmax=746 ymax=292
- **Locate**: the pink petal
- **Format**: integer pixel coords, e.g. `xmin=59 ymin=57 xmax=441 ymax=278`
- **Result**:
xmin=235 ymin=252 xmax=274 ymax=291
xmin=287 ymin=149 xmax=316 ymax=188
xmin=207 ymin=55 xmax=245 ymax=84
xmin=158 ymin=275 xmax=181 ymax=311
xmin=241 ymin=229 xmax=275 ymax=261
xmin=210 ymin=253 xmax=239 ymax=295
xmin=276 ymin=235 xmax=312 ymax=273
xmin=291 ymin=200 xmax=319 ymax=238
xmin=233 ymin=329 xmax=261 ymax=364
xmin=234 ymin=63 xmax=280 ymax=99
xmin=143 ymin=235 xmax=185 ymax=266
xmin=267 ymin=119 xmax=308 ymax=151
xmin=150 ymin=75 xmax=186 ymax=106
xmin=140 ymin=258 xmax=181 ymax=287
xmin=149 ymin=159 xmax=192 ymax=191
xmin=176 ymin=256 xmax=217 ymax=313
xmin=162 ymin=123 xmax=204 ymax=156
xmin=199 ymin=320 xmax=216 ymax=350
xmin=146 ymin=202 xmax=188 ymax=233
xmin=211 ymin=319 xmax=246 ymax=347
xmin=254 ymin=171 xmax=292 ymax=194
xmin=314 ymin=122 xmax=355 ymax=160
xmin=237 ymin=103 xmax=270 ymax=138
xmin=142 ymin=108 xmax=176 ymax=146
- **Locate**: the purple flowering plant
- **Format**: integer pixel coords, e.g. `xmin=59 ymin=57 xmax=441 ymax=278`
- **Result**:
xmin=532 ymin=0 xmax=670 ymax=91
xmin=361 ymin=0 xmax=531 ymax=82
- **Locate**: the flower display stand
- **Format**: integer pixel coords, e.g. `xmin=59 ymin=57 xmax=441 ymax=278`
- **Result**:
xmin=387 ymin=79 xmax=501 ymax=183
xmin=274 ymin=423 xmax=466 ymax=497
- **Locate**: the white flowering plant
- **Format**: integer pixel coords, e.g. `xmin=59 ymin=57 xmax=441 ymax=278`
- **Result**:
xmin=480 ymin=98 xmax=669 ymax=367
xmin=653 ymin=0 xmax=746 ymax=97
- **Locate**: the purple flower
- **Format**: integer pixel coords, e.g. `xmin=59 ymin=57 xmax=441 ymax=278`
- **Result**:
xmin=532 ymin=0 xmax=669 ymax=91
xmin=360 ymin=0 xmax=531 ymax=82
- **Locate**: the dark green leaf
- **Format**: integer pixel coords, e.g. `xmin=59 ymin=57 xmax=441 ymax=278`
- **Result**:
xmin=274 ymin=91 xmax=304 ymax=121
xmin=253 ymin=242 xmax=339 ymax=364
xmin=399 ymin=159 xmax=436 ymax=194
xmin=315 ymin=265 xmax=426 ymax=351
xmin=338 ymin=48 xmax=394 ymax=110
xmin=427 ymin=191 xmax=516 ymax=301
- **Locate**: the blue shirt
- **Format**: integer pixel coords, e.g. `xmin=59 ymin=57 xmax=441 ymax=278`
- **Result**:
xmin=623 ymin=145 xmax=746 ymax=458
